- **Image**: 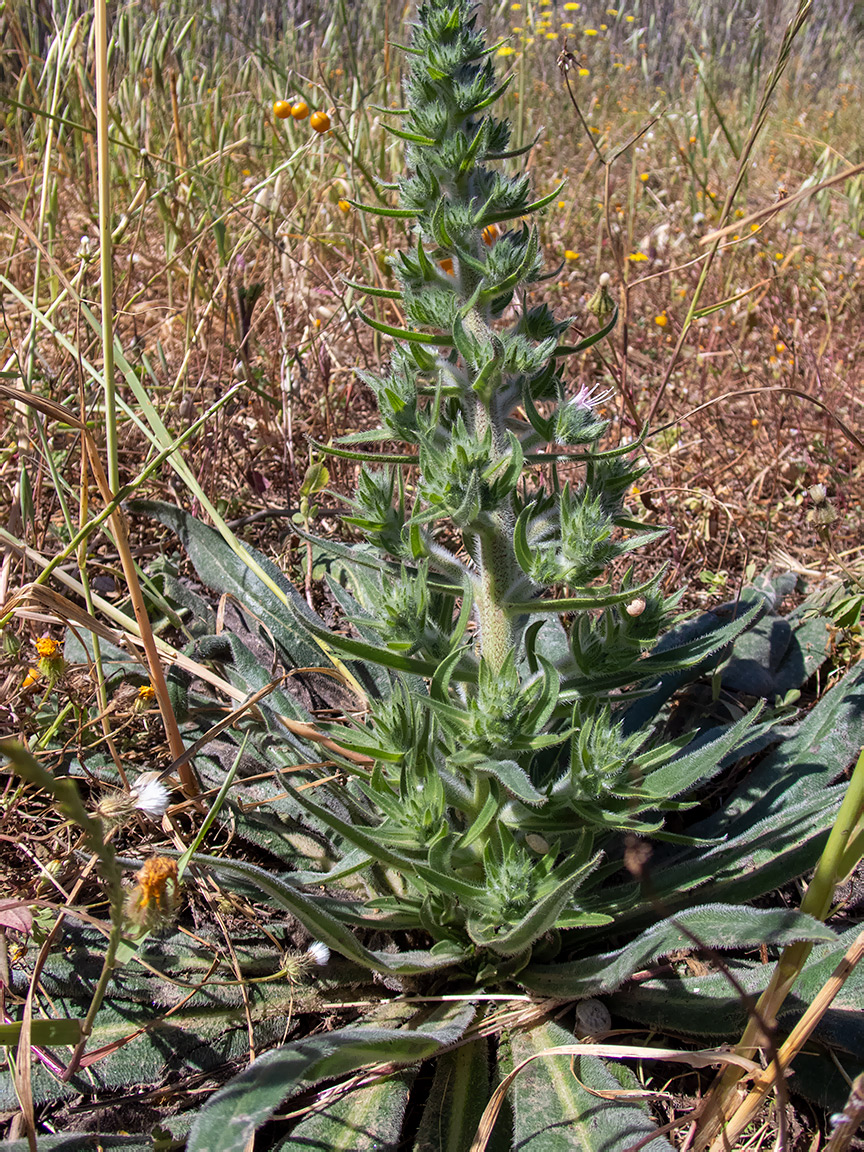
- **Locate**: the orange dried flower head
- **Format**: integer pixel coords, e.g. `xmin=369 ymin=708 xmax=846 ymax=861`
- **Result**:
xmin=125 ymin=857 xmax=180 ymax=933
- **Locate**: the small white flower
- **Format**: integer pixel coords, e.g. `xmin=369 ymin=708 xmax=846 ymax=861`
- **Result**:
xmin=572 ymin=382 xmax=614 ymax=410
xmin=306 ymin=941 xmax=330 ymax=966
xmin=130 ymin=772 xmax=170 ymax=819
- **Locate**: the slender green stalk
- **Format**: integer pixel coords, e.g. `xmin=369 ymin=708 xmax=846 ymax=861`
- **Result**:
xmin=94 ymin=0 xmax=119 ymax=495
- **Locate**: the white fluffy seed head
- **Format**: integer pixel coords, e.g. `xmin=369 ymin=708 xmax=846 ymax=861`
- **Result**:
xmin=306 ymin=941 xmax=330 ymax=966
xmin=130 ymin=772 xmax=170 ymax=819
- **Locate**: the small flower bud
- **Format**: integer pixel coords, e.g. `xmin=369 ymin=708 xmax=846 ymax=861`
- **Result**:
xmin=587 ymin=277 xmax=615 ymax=321
xmin=3 ymin=629 xmax=22 ymax=658
xmin=808 ymin=483 xmax=827 ymax=505
xmin=625 ymin=598 xmax=646 ymax=617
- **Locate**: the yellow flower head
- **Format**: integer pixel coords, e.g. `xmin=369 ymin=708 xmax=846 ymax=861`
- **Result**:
xmin=134 ymin=683 xmax=157 ymax=714
xmin=497 ymin=44 xmax=516 ymax=56
xmin=35 ymin=636 xmax=65 ymax=685
xmin=564 ymin=250 xmax=580 ymax=261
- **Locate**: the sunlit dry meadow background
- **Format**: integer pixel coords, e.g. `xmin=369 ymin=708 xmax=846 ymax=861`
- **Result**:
xmin=2 ymin=0 xmax=862 ymax=605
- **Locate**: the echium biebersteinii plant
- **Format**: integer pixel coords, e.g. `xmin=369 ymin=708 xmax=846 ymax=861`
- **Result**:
xmin=211 ymin=0 xmax=814 ymax=987
xmin=318 ymin=0 xmax=693 ymax=964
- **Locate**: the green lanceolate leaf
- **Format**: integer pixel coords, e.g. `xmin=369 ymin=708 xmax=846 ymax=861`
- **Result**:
xmin=479 ymin=180 xmax=566 ymax=225
xmin=610 ymin=923 xmax=864 ymax=1061
xmin=518 ymin=905 xmax=835 ymax=997
xmin=639 ymin=704 xmax=765 ymax=798
xmin=189 ymin=854 xmax=470 ymax=974
xmin=356 ymin=307 xmax=454 ymax=346
xmin=554 ymin=304 xmax=619 ymax=356
xmin=348 ymin=200 xmax=416 ymax=218
xmin=415 ymin=1038 xmax=490 ymax=1152
xmin=274 ymin=1070 xmax=415 ymax=1150
xmin=129 ymin=499 xmax=327 ymax=672
xmin=341 ymin=275 xmax=404 ymax=299
xmin=508 ymin=1020 xmax=674 ymax=1151
xmin=469 ymin=851 xmax=602 ymax=955
xmin=508 ymin=566 xmax=665 ymax=616
xmin=187 ymin=1003 xmax=475 ymax=1152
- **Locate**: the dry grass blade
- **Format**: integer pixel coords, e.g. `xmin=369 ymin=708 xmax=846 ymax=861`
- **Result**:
xmin=153 ymin=677 xmax=288 ymax=783
xmin=651 ymin=386 xmax=864 ymax=453
xmin=4 ymin=583 xmax=143 ymax=654
xmin=0 ymin=385 xmax=193 ymax=792
xmin=699 ymin=160 xmax=864 ymax=247
xmin=644 ymin=0 xmax=813 ymax=429
xmin=469 ymin=1042 xmax=760 ymax=1152
xmin=10 ymin=978 xmax=36 ymax=1152
xmin=707 ymin=929 xmax=864 ymax=1151
xmin=824 ymin=1073 xmax=864 ymax=1152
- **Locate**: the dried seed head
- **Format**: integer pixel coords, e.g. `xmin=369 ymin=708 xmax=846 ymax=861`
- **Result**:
xmin=124 ymin=857 xmax=180 ymax=933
